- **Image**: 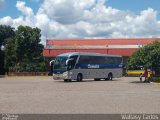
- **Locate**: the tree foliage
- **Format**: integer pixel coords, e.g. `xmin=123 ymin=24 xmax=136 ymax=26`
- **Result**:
xmin=0 ymin=25 xmax=15 ymax=74
xmin=128 ymin=41 xmax=160 ymax=70
xmin=0 ymin=25 xmax=15 ymax=46
xmin=0 ymin=25 xmax=47 ymax=73
xmin=11 ymin=25 xmax=46 ymax=72
xmin=4 ymin=38 xmax=16 ymax=71
xmin=15 ymin=26 xmax=42 ymax=62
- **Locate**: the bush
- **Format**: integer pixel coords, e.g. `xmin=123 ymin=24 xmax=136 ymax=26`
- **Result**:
xmin=154 ymin=77 xmax=160 ymax=83
xmin=9 ymin=62 xmax=47 ymax=72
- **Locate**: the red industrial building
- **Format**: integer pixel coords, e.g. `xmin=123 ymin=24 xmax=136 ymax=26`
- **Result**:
xmin=43 ymin=38 xmax=160 ymax=73
xmin=43 ymin=38 xmax=160 ymax=66
xmin=43 ymin=38 xmax=159 ymax=57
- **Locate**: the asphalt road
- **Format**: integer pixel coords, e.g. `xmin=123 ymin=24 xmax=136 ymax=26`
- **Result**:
xmin=0 ymin=76 xmax=160 ymax=114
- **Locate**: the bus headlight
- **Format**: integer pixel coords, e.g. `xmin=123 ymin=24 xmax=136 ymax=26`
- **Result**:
xmin=63 ymin=72 xmax=68 ymax=77
xmin=69 ymin=72 xmax=73 ymax=75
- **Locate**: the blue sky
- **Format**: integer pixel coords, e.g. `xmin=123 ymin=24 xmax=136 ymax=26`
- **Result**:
xmin=0 ymin=0 xmax=160 ymax=44
xmin=107 ymin=0 xmax=160 ymax=12
xmin=0 ymin=0 xmax=42 ymax=18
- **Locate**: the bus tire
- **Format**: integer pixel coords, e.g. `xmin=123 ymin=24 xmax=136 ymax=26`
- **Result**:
xmin=107 ymin=73 xmax=113 ymax=80
xmin=94 ymin=78 xmax=100 ymax=81
xmin=64 ymin=79 xmax=67 ymax=82
xmin=77 ymin=74 xmax=83 ymax=82
xmin=64 ymin=79 xmax=72 ymax=82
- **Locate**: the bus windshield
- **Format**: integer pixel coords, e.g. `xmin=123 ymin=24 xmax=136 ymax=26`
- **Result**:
xmin=53 ymin=56 xmax=68 ymax=73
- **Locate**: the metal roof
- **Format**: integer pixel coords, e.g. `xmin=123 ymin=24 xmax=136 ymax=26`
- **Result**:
xmin=43 ymin=38 xmax=160 ymax=57
xmin=46 ymin=38 xmax=159 ymax=46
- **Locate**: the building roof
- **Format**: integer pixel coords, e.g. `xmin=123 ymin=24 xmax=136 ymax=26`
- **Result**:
xmin=43 ymin=38 xmax=160 ymax=57
xmin=46 ymin=38 xmax=159 ymax=46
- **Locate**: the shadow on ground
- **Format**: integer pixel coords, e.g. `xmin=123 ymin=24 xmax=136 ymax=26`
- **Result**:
xmin=55 ymin=79 xmax=120 ymax=83
xmin=130 ymin=81 xmax=151 ymax=84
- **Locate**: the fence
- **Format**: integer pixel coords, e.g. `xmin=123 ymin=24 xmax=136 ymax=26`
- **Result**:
xmin=7 ymin=72 xmax=48 ymax=76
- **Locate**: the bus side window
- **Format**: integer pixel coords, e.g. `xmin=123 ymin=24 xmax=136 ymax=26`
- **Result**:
xmin=78 ymin=56 xmax=91 ymax=64
xmin=106 ymin=57 xmax=112 ymax=64
xmin=90 ymin=56 xmax=104 ymax=64
xmin=104 ymin=57 xmax=109 ymax=64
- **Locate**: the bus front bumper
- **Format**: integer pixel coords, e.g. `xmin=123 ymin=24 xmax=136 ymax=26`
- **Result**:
xmin=53 ymin=72 xmax=70 ymax=80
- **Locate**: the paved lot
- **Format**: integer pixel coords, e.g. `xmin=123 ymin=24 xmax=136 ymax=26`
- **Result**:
xmin=0 ymin=76 xmax=160 ymax=114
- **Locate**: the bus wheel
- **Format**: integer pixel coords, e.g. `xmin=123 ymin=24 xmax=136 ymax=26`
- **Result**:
xmin=64 ymin=79 xmax=68 ymax=82
xmin=107 ymin=73 xmax=113 ymax=80
xmin=94 ymin=78 xmax=100 ymax=81
xmin=64 ymin=79 xmax=72 ymax=82
xmin=77 ymin=74 xmax=83 ymax=82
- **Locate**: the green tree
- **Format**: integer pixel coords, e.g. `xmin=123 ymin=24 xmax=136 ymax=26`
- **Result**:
xmin=0 ymin=25 xmax=47 ymax=73
xmin=14 ymin=25 xmax=46 ymax=72
xmin=0 ymin=25 xmax=15 ymax=47
xmin=128 ymin=41 xmax=160 ymax=75
xmin=4 ymin=38 xmax=16 ymax=72
xmin=0 ymin=25 xmax=15 ymax=74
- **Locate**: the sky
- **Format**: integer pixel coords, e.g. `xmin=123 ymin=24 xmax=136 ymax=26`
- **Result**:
xmin=0 ymin=0 xmax=160 ymax=44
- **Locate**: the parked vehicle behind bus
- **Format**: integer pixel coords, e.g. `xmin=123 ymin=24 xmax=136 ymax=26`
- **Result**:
xmin=50 ymin=52 xmax=123 ymax=82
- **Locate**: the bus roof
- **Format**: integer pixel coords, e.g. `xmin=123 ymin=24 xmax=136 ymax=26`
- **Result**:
xmin=57 ymin=52 xmax=122 ymax=57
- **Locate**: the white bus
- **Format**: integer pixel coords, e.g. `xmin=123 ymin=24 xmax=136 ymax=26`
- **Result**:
xmin=51 ymin=52 xmax=123 ymax=82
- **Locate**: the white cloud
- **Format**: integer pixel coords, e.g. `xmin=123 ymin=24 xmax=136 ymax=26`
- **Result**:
xmin=0 ymin=0 xmax=160 ymax=45
xmin=16 ymin=1 xmax=35 ymax=26
xmin=16 ymin=1 xmax=34 ymax=16
xmin=0 ymin=16 xmax=25 ymax=27
xmin=0 ymin=16 xmax=12 ymax=25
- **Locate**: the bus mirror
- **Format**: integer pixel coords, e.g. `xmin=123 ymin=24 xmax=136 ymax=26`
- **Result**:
xmin=50 ymin=60 xmax=55 ymax=66
xmin=66 ymin=58 xmax=74 ymax=66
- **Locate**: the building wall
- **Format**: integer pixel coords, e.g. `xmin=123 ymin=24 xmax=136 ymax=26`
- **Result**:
xmin=43 ymin=48 xmax=138 ymax=57
xmin=43 ymin=38 xmax=160 ymax=72
xmin=44 ymin=38 xmax=159 ymax=57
